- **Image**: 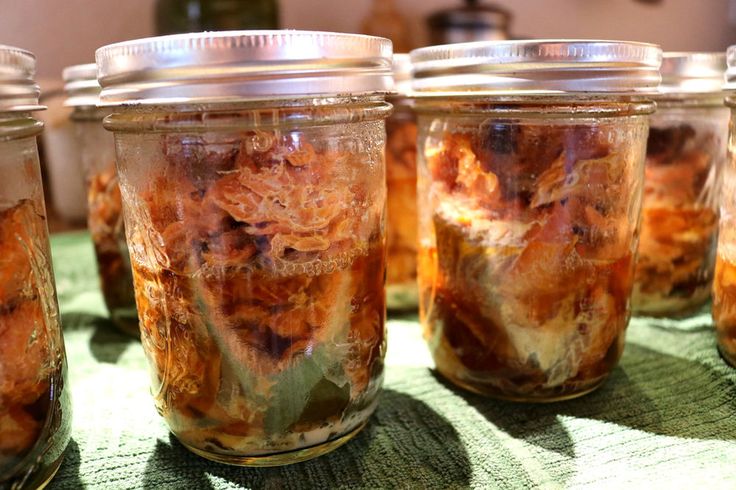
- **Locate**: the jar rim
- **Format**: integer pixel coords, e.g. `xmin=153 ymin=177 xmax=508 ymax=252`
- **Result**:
xmin=101 ymin=96 xmax=392 ymax=132
xmin=410 ymin=95 xmax=655 ymax=118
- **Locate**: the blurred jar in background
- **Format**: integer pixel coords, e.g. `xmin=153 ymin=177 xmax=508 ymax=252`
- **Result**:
xmin=155 ymin=0 xmax=279 ymax=34
xmin=0 ymin=45 xmax=71 ymax=489
xmin=361 ymin=0 xmax=412 ymax=53
xmin=413 ymin=40 xmax=660 ymax=401
xmin=63 ymin=64 xmax=138 ymax=337
xmin=713 ymin=47 xmax=736 ymax=367
xmin=37 ymin=87 xmax=88 ymax=228
xmin=633 ymin=53 xmax=728 ymax=318
xmin=427 ymin=0 xmax=511 ymax=46
xmin=386 ymin=54 xmax=418 ymax=311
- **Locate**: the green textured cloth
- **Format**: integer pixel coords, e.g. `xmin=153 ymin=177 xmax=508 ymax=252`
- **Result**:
xmin=46 ymin=232 xmax=736 ymax=489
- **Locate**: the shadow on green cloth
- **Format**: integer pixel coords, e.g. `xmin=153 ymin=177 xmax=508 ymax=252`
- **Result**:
xmin=437 ymin=341 xmax=736 ymax=457
xmin=46 ymin=438 xmax=81 ymax=490
xmin=387 ymin=310 xmax=419 ymax=322
xmin=632 ymin=302 xmax=714 ymax=333
xmin=140 ymin=389 xmax=471 ymax=489
xmin=61 ymin=312 xmax=136 ymax=364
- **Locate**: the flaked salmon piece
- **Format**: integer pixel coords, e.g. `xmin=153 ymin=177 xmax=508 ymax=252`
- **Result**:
xmin=386 ymin=119 xmax=417 ymax=181
xmin=0 ymin=200 xmax=54 ymax=405
xmin=713 ymin=255 xmax=736 ymax=362
xmin=0 ymin=300 xmax=51 ymax=405
xmin=420 ymin=125 xmax=637 ymax=397
xmin=129 ymin=128 xmax=385 ymax=453
xmin=131 ymin=264 xmax=221 ymax=417
xmin=0 ymin=202 xmax=37 ymax=305
xmin=531 ymin=152 xmax=624 ymax=209
xmin=635 ymin=121 xmax=718 ymax=313
xmin=644 ymin=150 xmax=710 ymax=206
xmin=87 ymin=163 xmax=123 ymax=247
xmin=0 ymin=407 xmax=40 ymax=456
xmin=0 ymin=199 xmax=61 ymax=474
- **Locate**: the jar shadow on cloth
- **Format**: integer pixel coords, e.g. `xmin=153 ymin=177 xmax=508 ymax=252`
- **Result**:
xmin=632 ymin=302 xmax=714 ymax=333
xmin=141 ymin=389 xmax=471 ymax=489
xmin=45 ymin=438 xmax=82 ymax=489
xmin=61 ymin=311 xmax=135 ymax=364
xmin=437 ymin=342 xmax=736 ymax=449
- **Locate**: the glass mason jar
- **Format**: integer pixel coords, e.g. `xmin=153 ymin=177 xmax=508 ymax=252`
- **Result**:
xmin=411 ymin=40 xmax=661 ymax=401
xmin=96 ymin=31 xmax=390 ymax=465
xmin=714 ymin=47 xmax=736 ymax=367
xmin=386 ymin=54 xmax=419 ymax=310
xmin=63 ymin=64 xmax=138 ymax=337
xmin=632 ymin=53 xmax=728 ymax=317
xmin=0 ymin=46 xmax=71 ymax=489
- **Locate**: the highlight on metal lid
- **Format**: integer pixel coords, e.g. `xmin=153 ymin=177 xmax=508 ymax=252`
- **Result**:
xmin=410 ymin=39 xmax=662 ymax=95
xmin=0 ymin=45 xmax=43 ymax=112
xmin=95 ymin=30 xmax=394 ymax=106
xmin=659 ymin=52 xmax=726 ymax=94
xmin=722 ymin=45 xmax=736 ymax=91
xmin=391 ymin=53 xmax=412 ymax=95
xmin=63 ymin=63 xmax=101 ymax=107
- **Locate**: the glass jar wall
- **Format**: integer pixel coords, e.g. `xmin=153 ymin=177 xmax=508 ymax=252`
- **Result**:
xmin=713 ymin=99 xmax=736 ymax=367
xmin=0 ymin=46 xmax=71 ymax=489
xmin=411 ymin=40 xmax=661 ymax=401
xmin=96 ymin=31 xmax=391 ymax=466
xmin=64 ymin=64 xmax=138 ymax=337
xmin=633 ymin=53 xmax=728 ymax=317
xmin=416 ymin=99 xmax=651 ymax=401
xmin=386 ymin=55 xmax=419 ymax=310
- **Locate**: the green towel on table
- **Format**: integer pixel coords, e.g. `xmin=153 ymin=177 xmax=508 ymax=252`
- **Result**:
xmin=47 ymin=232 xmax=736 ymax=489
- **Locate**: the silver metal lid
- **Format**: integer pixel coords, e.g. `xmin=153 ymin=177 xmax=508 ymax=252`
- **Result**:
xmin=95 ymin=30 xmax=393 ymax=106
xmin=63 ymin=63 xmax=101 ymax=107
xmin=0 ymin=45 xmax=42 ymax=112
xmin=392 ymin=53 xmax=412 ymax=95
xmin=410 ymin=39 xmax=662 ymax=95
xmin=659 ymin=52 xmax=726 ymax=94
xmin=722 ymin=46 xmax=736 ymax=91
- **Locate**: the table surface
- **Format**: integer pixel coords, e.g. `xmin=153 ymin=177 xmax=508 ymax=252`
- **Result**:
xmin=45 ymin=231 xmax=736 ymax=490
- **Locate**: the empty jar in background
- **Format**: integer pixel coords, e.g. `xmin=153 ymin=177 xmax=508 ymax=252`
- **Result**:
xmin=412 ymin=40 xmax=661 ymax=401
xmin=96 ymin=31 xmax=390 ymax=466
xmin=713 ymin=47 xmax=736 ymax=367
xmin=633 ymin=53 xmax=729 ymax=317
xmin=63 ymin=63 xmax=138 ymax=337
xmin=0 ymin=46 xmax=71 ymax=489
xmin=386 ymin=54 xmax=419 ymax=310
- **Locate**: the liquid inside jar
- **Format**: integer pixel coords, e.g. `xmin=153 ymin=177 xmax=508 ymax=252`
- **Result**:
xmin=114 ymin=117 xmax=387 ymax=463
xmin=418 ymin=109 xmax=647 ymax=401
xmin=633 ymin=105 xmax=728 ymax=316
xmin=386 ymin=108 xmax=419 ymax=310
xmin=0 ymin=197 xmax=70 ymax=488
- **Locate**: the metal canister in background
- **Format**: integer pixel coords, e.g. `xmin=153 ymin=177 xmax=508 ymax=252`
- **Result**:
xmin=633 ymin=53 xmax=728 ymax=317
xmin=713 ymin=47 xmax=736 ymax=367
xmin=96 ymin=31 xmax=390 ymax=466
xmin=0 ymin=45 xmax=71 ymax=489
xmin=386 ymin=54 xmax=419 ymax=310
xmin=62 ymin=64 xmax=138 ymax=337
xmin=427 ymin=0 xmax=511 ymax=45
xmin=412 ymin=40 xmax=661 ymax=401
